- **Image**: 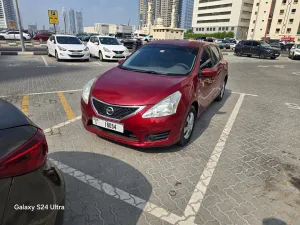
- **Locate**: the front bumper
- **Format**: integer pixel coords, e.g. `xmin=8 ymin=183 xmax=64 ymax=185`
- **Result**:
xmin=266 ymin=51 xmax=280 ymax=57
xmin=58 ymin=50 xmax=90 ymax=60
xmin=102 ymin=51 xmax=129 ymax=60
xmin=81 ymin=99 xmax=185 ymax=147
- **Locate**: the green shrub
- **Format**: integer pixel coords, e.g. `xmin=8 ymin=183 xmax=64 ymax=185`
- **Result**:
xmin=184 ymin=31 xmax=234 ymax=39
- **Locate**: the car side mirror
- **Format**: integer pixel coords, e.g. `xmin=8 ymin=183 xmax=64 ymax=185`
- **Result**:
xmin=201 ymin=68 xmax=217 ymax=77
xmin=118 ymin=59 xmax=125 ymax=65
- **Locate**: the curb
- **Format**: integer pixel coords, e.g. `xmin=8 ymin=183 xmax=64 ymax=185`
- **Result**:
xmin=0 ymin=51 xmax=48 ymax=55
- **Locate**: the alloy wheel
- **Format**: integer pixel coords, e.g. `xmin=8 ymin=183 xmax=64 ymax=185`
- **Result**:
xmin=183 ymin=112 xmax=195 ymax=140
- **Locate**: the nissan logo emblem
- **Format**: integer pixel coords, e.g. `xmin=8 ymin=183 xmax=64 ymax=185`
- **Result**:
xmin=106 ymin=107 xmax=114 ymax=116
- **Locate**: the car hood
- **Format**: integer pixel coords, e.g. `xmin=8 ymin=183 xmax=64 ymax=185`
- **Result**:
xmin=57 ymin=44 xmax=85 ymax=50
xmin=102 ymin=44 xmax=126 ymax=51
xmin=91 ymin=67 xmax=187 ymax=105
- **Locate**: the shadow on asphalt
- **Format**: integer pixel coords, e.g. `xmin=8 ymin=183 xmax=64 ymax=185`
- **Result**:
xmin=98 ymin=91 xmax=231 ymax=153
xmin=49 ymin=151 xmax=152 ymax=225
xmin=262 ymin=218 xmax=287 ymax=225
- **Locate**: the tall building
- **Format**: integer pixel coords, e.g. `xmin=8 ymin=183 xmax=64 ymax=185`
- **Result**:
xmin=76 ymin=10 xmax=83 ymax=33
xmin=62 ymin=7 xmax=68 ymax=34
xmin=192 ymin=0 xmax=254 ymax=39
xmin=248 ymin=0 xmax=300 ymax=41
xmin=138 ymin=0 xmax=183 ymax=28
xmin=184 ymin=0 xmax=194 ymax=30
xmin=0 ymin=0 xmax=18 ymax=29
xmin=69 ymin=8 xmax=76 ymax=34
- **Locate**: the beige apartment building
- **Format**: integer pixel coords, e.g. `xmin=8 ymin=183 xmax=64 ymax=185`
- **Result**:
xmin=192 ymin=0 xmax=254 ymax=39
xmin=248 ymin=0 xmax=300 ymax=42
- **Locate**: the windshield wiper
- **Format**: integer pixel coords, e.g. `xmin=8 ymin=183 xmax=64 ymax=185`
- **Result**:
xmin=120 ymin=67 xmax=167 ymax=75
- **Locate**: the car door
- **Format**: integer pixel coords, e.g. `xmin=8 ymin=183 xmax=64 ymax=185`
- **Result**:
xmin=209 ymin=45 xmax=227 ymax=98
xmin=242 ymin=40 xmax=253 ymax=54
xmin=197 ymin=47 xmax=216 ymax=108
xmin=250 ymin=41 xmax=261 ymax=55
xmin=6 ymin=31 xmax=14 ymax=39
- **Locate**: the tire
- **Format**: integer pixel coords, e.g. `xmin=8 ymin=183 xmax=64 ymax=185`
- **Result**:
xmin=215 ymin=80 xmax=226 ymax=102
xmin=84 ymin=58 xmax=89 ymax=62
xmin=259 ymin=52 xmax=267 ymax=59
xmin=270 ymin=56 xmax=276 ymax=60
xmin=247 ymin=54 xmax=252 ymax=57
xmin=236 ymin=51 xmax=242 ymax=56
xmin=178 ymin=106 xmax=196 ymax=146
xmin=99 ymin=51 xmax=103 ymax=61
xmin=292 ymin=53 xmax=296 ymax=60
xmin=55 ymin=51 xmax=60 ymax=62
xmin=0 ymin=36 xmax=5 ymax=40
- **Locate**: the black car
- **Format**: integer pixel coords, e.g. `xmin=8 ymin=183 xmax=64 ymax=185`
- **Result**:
xmin=235 ymin=40 xmax=281 ymax=59
xmin=0 ymin=99 xmax=65 ymax=225
xmin=120 ymin=38 xmax=143 ymax=50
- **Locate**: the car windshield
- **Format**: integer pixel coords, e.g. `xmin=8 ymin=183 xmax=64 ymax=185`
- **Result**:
xmin=297 ymin=44 xmax=300 ymax=48
xmin=259 ymin=42 xmax=271 ymax=47
xmin=99 ymin=37 xmax=120 ymax=45
xmin=120 ymin=44 xmax=199 ymax=75
xmin=56 ymin=36 xmax=81 ymax=44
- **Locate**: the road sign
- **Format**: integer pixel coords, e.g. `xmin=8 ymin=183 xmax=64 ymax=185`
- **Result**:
xmin=9 ymin=20 xmax=15 ymax=29
xmin=48 ymin=10 xmax=59 ymax=24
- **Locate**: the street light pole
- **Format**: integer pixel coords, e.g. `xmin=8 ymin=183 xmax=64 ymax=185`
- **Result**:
xmin=13 ymin=0 xmax=25 ymax=51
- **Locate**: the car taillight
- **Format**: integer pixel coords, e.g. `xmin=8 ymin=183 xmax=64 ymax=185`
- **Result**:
xmin=0 ymin=129 xmax=48 ymax=179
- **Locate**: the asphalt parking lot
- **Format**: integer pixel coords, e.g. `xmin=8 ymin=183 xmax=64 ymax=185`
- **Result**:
xmin=1 ymin=54 xmax=300 ymax=225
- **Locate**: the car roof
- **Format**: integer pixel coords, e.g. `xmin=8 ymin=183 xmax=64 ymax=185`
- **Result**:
xmin=148 ymin=40 xmax=209 ymax=48
xmin=54 ymin=34 xmax=77 ymax=37
xmin=93 ymin=35 xmax=115 ymax=38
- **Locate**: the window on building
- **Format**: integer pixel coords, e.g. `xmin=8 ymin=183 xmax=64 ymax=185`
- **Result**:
xmin=256 ymin=3 xmax=259 ymax=6
xmin=253 ymin=20 xmax=256 ymax=23
xmin=278 ymin=19 xmax=282 ymax=24
xmin=231 ymin=27 xmax=234 ymax=31
xmin=207 ymin=27 xmax=209 ymax=31
xmin=219 ymin=27 xmax=221 ymax=31
xmin=291 ymin=9 xmax=296 ymax=14
xmin=289 ymin=19 xmax=294 ymax=23
xmin=294 ymin=0 xmax=298 ymax=3
xmin=251 ymin=29 xmax=254 ymax=32
xmin=282 ymin=0 xmax=287 ymax=4
xmin=276 ymin=28 xmax=280 ymax=33
xmin=287 ymin=28 xmax=291 ymax=33
xmin=262 ymin=20 xmax=265 ymax=22
xmin=264 ymin=11 xmax=266 ymax=13
xmin=222 ymin=27 xmax=225 ymax=31
xmin=226 ymin=27 xmax=228 ymax=30
xmin=280 ymin=9 xmax=284 ymax=14
xmin=213 ymin=27 xmax=216 ymax=31
xmin=202 ymin=28 xmax=205 ymax=31
xmin=255 ymin=12 xmax=257 ymax=15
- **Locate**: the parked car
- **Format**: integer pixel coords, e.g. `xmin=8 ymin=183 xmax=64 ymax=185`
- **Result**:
xmin=33 ymin=31 xmax=53 ymax=41
xmin=0 ymin=99 xmax=65 ymax=225
xmin=235 ymin=40 xmax=280 ymax=59
xmin=281 ymin=43 xmax=294 ymax=51
xmin=0 ymin=31 xmax=31 ymax=40
xmin=143 ymin=35 xmax=153 ymax=42
xmin=47 ymin=34 xmax=90 ymax=61
xmin=269 ymin=41 xmax=281 ymax=49
xmin=76 ymin=33 xmax=91 ymax=42
xmin=81 ymin=40 xmax=228 ymax=147
xmin=216 ymin=40 xmax=230 ymax=49
xmin=289 ymin=44 xmax=300 ymax=60
xmin=120 ymin=38 xmax=143 ymax=50
xmin=87 ymin=35 xmax=130 ymax=61
xmin=133 ymin=33 xmax=148 ymax=40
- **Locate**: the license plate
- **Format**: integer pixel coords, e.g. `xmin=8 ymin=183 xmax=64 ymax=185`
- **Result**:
xmin=92 ymin=117 xmax=124 ymax=133
xmin=71 ymin=52 xmax=82 ymax=55
xmin=115 ymin=54 xmax=124 ymax=57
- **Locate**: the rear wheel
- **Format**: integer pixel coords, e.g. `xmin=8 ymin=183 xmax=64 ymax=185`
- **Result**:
xmin=259 ymin=52 xmax=267 ymax=59
xmin=99 ymin=51 xmax=103 ymax=61
xmin=215 ymin=80 xmax=226 ymax=102
xmin=236 ymin=51 xmax=242 ymax=56
xmin=178 ymin=106 xmax=196 ymax=146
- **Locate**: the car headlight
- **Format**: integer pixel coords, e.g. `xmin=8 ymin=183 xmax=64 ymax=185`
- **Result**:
xmin=82 ymin=78 xmax=96 ymax=104
xmin=58 ymin=46 xmax=67 ymax=51
xmin=84 ymin=47 xmax=89 ymax=51
xmin=142 ymin=91 xmax=182 ymax=118
xmin=103 ymin=47 xmax=111 ymax=52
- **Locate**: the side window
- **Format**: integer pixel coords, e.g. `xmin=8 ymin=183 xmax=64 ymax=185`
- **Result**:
xmin=244 ymin=41 xmax=252 ymax=46
xmin=90 ymin=37 xmax=94 ymax=42
xmin=253 ymin=41 xmax=260 ymax=46
xmin=210 ymin=46 xmax=221 ymax=61
xmin=199 ymin=48 xmax=213 ymax=70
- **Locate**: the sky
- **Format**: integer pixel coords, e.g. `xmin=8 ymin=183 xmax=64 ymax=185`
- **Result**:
xmin=19 ymin=0 xmax=187 ymax=30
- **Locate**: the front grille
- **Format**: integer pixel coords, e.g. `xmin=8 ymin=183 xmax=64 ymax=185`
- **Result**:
xmin=92 ymin=98 xmax=139 ymax=120
xmin=69 ymin=50 xmax=83 ymax=52
xmin=68 ymin=55 xmax=84 ymax=58
xmin=90 ymin=124 xmax=138 ymax=141
xmin=113 ymin=51 xmax=124 ymax=54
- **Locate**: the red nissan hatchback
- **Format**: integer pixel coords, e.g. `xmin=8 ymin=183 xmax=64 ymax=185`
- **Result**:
xmin=81 ymin=40 xmax=228 ymax=147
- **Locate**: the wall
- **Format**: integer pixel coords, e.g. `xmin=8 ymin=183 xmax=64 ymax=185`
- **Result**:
xmin=153 ymin=28 xmax=184 ymax=39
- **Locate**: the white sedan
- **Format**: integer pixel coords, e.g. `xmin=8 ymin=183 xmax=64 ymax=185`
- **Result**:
xmin=87 ymin=36 xmax=129 ymax=61
xmin=0 ymin=31 xmax=31 ymax=40
xmin=47 ymin=34 xmax=90 ymax=61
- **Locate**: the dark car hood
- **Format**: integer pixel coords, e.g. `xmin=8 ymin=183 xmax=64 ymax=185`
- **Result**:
xmin=91 ymin=67 xmax=187 ymax=105
xmin=0 ymin=99 xmax=34 ymax=130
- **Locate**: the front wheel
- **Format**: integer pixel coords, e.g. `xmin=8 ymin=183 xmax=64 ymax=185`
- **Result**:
xmin=259 ymin=52 xmax=267 ymax=59
xmin=99 ymin=51 xmax=103 ymax=61
xmin=236 ymin=51 xmax=242 ymax=56
xmin=270 ymin=56 xmax=276 ymax=60
xmin=55 ymin=51 xmax=60 ymax=62
xmin=178 ymin=106 xmax=196 ymax=146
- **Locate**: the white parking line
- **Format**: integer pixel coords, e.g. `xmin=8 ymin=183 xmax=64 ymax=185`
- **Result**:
xmin=48 ymin=158 xmax=194 ymax=225
xmin=44 ymin=116 xmax=81 ymax=133
xmin=42 ymin=56 xmax=49 ymax=67
xmin=0 ymin=89 xmax=83 ymax=98
xmin=231 ymin=91 xmax=258 ymax=97
xmin=184 ymin=94 xmax=245 ymax=222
